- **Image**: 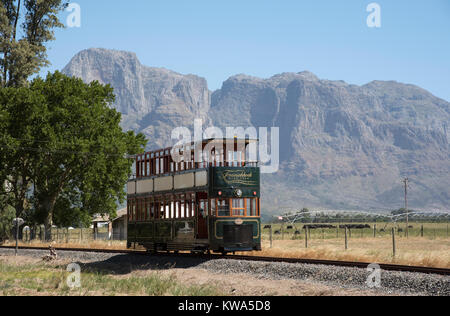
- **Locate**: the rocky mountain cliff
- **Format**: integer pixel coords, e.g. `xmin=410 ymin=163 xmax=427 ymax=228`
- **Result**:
xmin=63 ymin=48 xmax=210 ymax=149
xmin=62 ymin=48 xmax=450 ymax=212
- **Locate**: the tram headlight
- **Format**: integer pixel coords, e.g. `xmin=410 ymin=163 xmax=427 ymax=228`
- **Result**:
xmin=235 ymin=189 xmax=243 ymax=197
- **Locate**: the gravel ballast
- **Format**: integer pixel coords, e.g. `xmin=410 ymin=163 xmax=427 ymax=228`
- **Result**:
xmin=0 ymin=248 xmax=448 ymax=296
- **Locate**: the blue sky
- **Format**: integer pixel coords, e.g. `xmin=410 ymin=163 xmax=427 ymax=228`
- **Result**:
xmin=43 ymin=0 xmax=450 ymax=101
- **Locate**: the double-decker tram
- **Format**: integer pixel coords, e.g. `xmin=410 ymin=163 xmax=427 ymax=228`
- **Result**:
xmin=127 ymin=138 xmax=262 ymax=254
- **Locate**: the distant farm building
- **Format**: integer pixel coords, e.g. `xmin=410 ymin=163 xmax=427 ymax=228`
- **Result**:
xmin=112 ymin=208 xmax=127 ymax=241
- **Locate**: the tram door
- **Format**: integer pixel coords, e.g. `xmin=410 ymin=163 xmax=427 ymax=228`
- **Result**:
xmin=196 ymin=193 xmax=209 ymax=239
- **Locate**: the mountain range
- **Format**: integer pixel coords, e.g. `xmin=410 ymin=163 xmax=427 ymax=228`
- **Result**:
xmin=62 ymin=48 xmax=450 ymax=213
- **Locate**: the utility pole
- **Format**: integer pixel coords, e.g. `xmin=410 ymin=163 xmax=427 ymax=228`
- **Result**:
xmin=402 ymin=178 xmax=409 ymax=238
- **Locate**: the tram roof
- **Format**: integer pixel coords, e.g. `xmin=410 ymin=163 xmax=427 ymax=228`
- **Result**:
xmin=136 ymin=138 xmax=258 ymax=158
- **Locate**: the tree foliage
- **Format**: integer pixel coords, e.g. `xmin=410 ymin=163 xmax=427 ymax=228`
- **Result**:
xmin=0 ymin=84 xmax=42 ymax=220
xmin=0 ymin=0 xmax=68 ymax=87
xmin=0 ymin=204 xmax=14 ymax=241
xmin=0 ymin=72 xmax=147 ymax=231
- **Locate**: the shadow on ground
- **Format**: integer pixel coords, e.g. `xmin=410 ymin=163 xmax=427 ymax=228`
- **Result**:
xmin=78 ymin=254 xmax=210 ymax=275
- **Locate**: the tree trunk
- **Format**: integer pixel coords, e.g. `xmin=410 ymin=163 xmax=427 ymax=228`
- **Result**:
xmin=42 ymin=197 xmax=56 ymax=242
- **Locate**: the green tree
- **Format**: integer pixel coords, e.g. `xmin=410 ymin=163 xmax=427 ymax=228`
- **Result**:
xmin=299 ymin=208 xmax=311 ymax=223
xmin=0 ymin=0 xmax=68 ymax=87
xmin=0 ymin=85 xmax=43 ymax=224
xmin=0 ymin=72 xmax=147 ymax=237
xmin=0 ymin=204 xmax=14 ymax=241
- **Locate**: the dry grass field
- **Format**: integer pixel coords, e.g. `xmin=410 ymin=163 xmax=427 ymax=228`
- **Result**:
xmin=244 ymin=237 xmax=450 ymax=269
xmin=246 ymin=222 xmax=450 ymax=268
xmin=0 ymin=256 xmax=221 ymax=296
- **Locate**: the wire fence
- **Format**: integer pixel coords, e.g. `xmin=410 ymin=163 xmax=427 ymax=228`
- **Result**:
xmin=17 ymin=226 xmax=119 ymax=243
xmin=262 ymin=221 xmax=450 ymax=257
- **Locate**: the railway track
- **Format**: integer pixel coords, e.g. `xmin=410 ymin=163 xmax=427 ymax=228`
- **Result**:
xmin=1 ymin=245 xmax=449 ymax=276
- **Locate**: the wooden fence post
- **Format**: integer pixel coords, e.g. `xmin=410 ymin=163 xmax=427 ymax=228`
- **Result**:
xmin=421 ymin=225 xmax=424 ymax=238
xmin=270 ymin=226 xmax=273 ymax=249
xmin=392 ymin=228 xmax=396 ymax=258
xmin=345 ymin=227 xmax=348 ymax=250
xmin=305 ymin=227 xmax=308 ymax=249
xmin=373 ymin=224 xmax=376 ymax=238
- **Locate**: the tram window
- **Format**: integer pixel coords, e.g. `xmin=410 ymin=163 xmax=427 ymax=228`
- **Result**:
xmin=137 ymin=200 xmax=141 ymax=221
xmin=180 ymin=199 xmax=185 ymax=218
xmin=198 ymin=200 xmax=205 ymax=217
xmin=132 ymin=202 xmax=136 ymax=222
xmin=186 ymin=198 xmax=191 ymax=218
xmin=246 ymin=198 xmax=257 ymax=217
xmin=146 ymin=199 xmax=150 ymax=220
xmin=150 ymin=200 xmax=155 ymax=219
xmin=128 ymin=202 xmax=131 ymax=221
xmin=188 ymin=199 xmax=193 ymax=218
xmin=174 ymin=199 xmax=179 ymax=218
xmin=183 ymin=199 xmax=188 ymax=219
xmin=160 ymin=200 xmax=166 ymax=219
xmin=210 ymin=199 xmax=216 ymax=216
xmin=136 ymin=199 xmax=139 ymax=221
xmin=170 ymin=198 xmax=175 ymax=219
xmin=136 ymin=200 xmax=140 ymax=221
xmin=138 ymin=199 xmax=141 ymax=220
xmin=160 ymin=158 xmax=164 ymax=174
xmin=154 ymin=200 xmax=159 ymax=219
xmin=165 ymin=201 xmax=170 ymax=219
xmin=160 ymin=198 xmax=165 ymax=219
xmin=231 ymin=199 xmax=245 ymax=216
xmin=143 ymin=199 xmax=146 ymax=220
xmin=218 ymin=199 xmax=230 ymax=217
xmin=136 ymin=159 xmax=140 ymax=177
xmin=162 ymin=200 xmax=166 ymax=219
xmin=191 ymin=198 xmax=195 ymax=218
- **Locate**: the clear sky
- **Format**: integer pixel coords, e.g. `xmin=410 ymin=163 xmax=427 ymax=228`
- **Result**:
xmin=43 ymin=0 xmax=450 ymax=101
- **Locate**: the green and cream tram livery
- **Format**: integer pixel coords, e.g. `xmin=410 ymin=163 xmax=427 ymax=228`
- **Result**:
xmin=127 ymin=139 xmax=262 ymax=254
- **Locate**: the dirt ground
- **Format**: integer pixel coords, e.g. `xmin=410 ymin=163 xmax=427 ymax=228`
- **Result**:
xmin=153 ymin=269 xmax=391 ymax=296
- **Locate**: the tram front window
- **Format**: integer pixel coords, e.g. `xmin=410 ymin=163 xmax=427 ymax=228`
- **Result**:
xmin=232 ymin=199 xmax=245 ymax=216
xmin=215 ymin=198 xmax=260 ymax=217
xmin=218 ymin=199 xmax=230 ymax=217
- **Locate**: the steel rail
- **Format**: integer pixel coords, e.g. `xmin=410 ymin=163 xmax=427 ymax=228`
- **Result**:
xmin=1 ymin=245 xmax=449 ymax=276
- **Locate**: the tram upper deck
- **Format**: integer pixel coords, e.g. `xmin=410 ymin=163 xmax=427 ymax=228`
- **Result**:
xmin=132 ymin=138 xmax=259 ymax=180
